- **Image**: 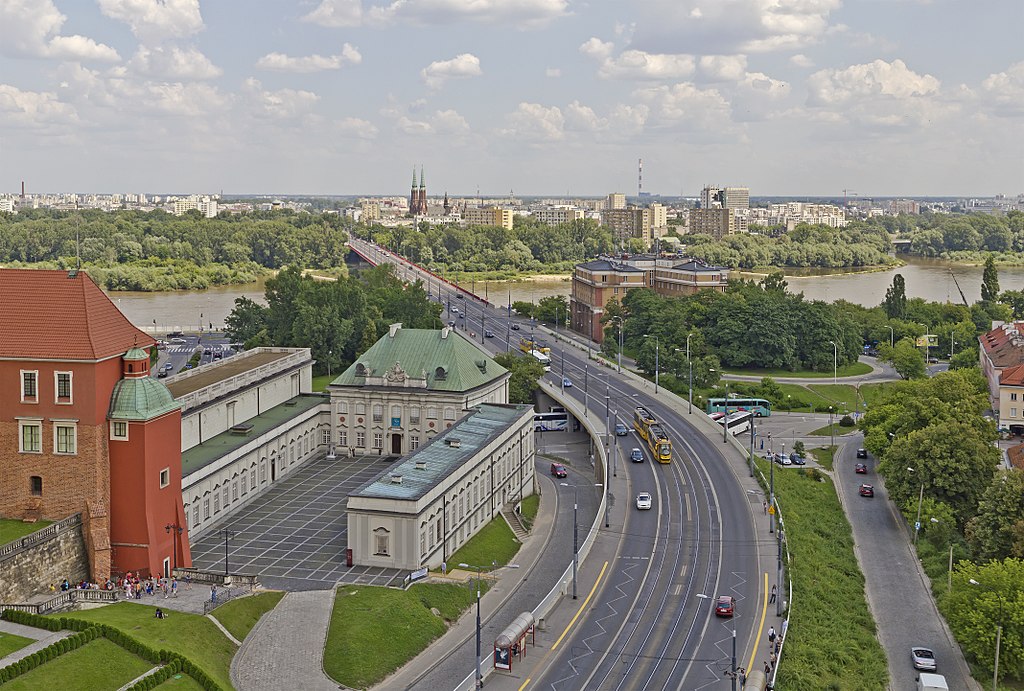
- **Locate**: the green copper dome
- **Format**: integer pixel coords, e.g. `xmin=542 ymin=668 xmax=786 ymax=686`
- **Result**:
xmin=109 ymin=377 xmax=180 ymax=421
xmin=124 ymin=346 xmax=150 ymax=361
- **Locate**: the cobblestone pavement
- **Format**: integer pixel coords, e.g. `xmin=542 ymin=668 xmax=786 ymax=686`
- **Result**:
xmin=191 ymin=454 xmax=407 ymax=590
xmin=230 ymin=589 xmax=340 ymax=691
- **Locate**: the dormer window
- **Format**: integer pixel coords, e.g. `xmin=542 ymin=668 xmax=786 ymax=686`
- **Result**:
xmin=355 ymin=363 xmax=367 ymax=377
xmin=434 ymin=367 xmax=447 ymax=381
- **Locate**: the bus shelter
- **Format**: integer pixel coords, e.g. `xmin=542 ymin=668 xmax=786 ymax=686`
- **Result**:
xmin=493 ymin=612 xmax=535 ymax=672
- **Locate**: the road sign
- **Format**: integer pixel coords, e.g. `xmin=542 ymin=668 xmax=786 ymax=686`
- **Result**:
xmin=915 ymin=521 xmax=921 ymax=531
xmin=768 ymin=505 xmax=776 ymax=515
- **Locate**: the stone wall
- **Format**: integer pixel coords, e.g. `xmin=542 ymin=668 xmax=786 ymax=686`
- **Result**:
xmin=0 ymin=515 xmax=90 ymax=602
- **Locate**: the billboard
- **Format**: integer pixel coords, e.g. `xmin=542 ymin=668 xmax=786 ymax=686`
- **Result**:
xmin=916 ymin=334 xmax=939 ymax=348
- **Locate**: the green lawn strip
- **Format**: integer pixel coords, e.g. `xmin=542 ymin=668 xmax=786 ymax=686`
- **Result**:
xmin=722 ymin=361 xmax=872 ymax=378
xmin=447 ymin=516 xmax=521 ymax=570
xmin=211 ymin=591 xmax=285 ymax=642
xmin=0 ymin=519 xmax=54 ymax=546
xmin=519 ymin=494 xmax=540 ymax=530
xmin=311 ymin=374 xmax=333 ymax=392
xmin=758 ymin=460 xmax=888 ymax=689
xmin=808 ymin=422 xmax=856 ymax=437
xmin=155 ymin=673 xmax=208 ymax=690
xmin=324 ymin=583 xmax=482 ymax=689
xmin=2 ymin=637 xmax=152 ymax=691
xmin=806 ymin=384 xmax=862 ymax=413
xmin=58 ymin=602 xmax=236 ymax=690
xmin=0 ymin=631 xmax=35 ymax=658
xmin=810 ymin=446 xmax=837 ymax=471
xmin=773 ymin=383 xmax=836 ymax=412
xmin=859 ymin=382 xmax=898 ymax=410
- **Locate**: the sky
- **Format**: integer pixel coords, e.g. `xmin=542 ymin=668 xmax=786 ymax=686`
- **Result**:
xmin=0 ymin=0 xmax=1021 ymax=197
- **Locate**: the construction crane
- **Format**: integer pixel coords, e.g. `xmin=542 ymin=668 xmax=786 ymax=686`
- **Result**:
xmin=948 ymin=268 xmax=970 ymax=307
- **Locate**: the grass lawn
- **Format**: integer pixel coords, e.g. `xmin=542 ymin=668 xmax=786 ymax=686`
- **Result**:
xmin=0 ymin=630 xmax=34 ymax=658
xmin=156 ymin=673 xmax=207 ymax=690
xmin=0 ymin=519 xmax=54 ymax=546
xmin=757 ymin=460 xmax=887 ymax=690
xmin=447 ymin=516 xmax=521 ymax=571
xmin=810 ymin=446 xmax=837 ymax=471
xmin=57 ymin=602 xmax=236 ymax=690
xmin=311 ymin=374 xmax=334 ymax=392
xmin=806 ymin=384 xmax=863 ymax=413
xmin=723 ymin=361 xmax=872 ymax=378
xmin=2 ymin=637 xmax=152 ymax=691
xmin=211 ymin=591 xmax=285 ymax=642
xmin=860 ymin=381 xmax=899 ymax=409
xmin=774 ymin=383 xmax=837 ymax=412
xmin=519 ymin=494 xmax=540 ymax=530
xmin=808 ymin=422 xmax=856 ymax=437
xmin=324 ymin=583 xmax=480 ymax=689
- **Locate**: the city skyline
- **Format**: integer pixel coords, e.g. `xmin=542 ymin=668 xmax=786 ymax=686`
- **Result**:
xmin=0 ymin=0 xmax=1021 ymax=197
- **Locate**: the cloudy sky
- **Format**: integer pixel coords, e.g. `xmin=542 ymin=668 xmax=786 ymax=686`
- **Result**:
xmin=0 ymin=0 xmax=1021 ymax=197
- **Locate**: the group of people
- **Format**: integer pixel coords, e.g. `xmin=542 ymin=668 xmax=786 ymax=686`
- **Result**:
xmin=763 ymin=625 xmax=784 ymax=678
xmin=51 ymin=578 xmax=115 ymax=592
xmin=117 ymin=572 xmax=191 ymax=600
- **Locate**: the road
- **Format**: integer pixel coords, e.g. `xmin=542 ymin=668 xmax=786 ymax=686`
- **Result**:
xmin=155 ymin=333 xmax=237 ymax=378
xmin=351 ymin=239 xmax=768 ymax=690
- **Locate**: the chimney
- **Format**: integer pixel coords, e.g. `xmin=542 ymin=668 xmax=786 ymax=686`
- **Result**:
xmin=389 ymin=323 xmax=402 ymax=338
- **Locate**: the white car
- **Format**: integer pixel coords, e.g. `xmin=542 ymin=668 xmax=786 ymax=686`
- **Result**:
xmin=636 ymin=492 xmax=652 ymax=510
xmin=776 ymin=453 xmax=792 ymax=466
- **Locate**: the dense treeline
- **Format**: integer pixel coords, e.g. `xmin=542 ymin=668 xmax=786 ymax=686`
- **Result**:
xmin=224 ymin=265 xmax=441 ymax=375
xmin=0 ymin=208 xmax=351 ymax=289
xmin=863 ymin=210 xmax=1024 ymax=258
xmin=358 ymin=216 xmax=615 ymax=274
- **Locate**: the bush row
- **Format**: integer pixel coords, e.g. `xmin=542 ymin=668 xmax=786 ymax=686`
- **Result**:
xmin=0 ymin=609 xmax=222 ymax=690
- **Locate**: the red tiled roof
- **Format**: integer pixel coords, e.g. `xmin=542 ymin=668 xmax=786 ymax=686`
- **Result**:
xmin=0 ymin=269 xmax=154 ymax=360
xmin=981 ymin=322 xmax=1024 ymax=369
xmin=1001 ymin=364 xmax=1024 ymax=387
xmin=1007 ymin=443 xmax=1024 ymax=471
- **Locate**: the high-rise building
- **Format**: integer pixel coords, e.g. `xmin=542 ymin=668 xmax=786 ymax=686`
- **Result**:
xmin=606 ymin=193 xmax=626 ymax=210
xmin=601 ymin=207 xmax=651 ymax=246
xmin=463 ymin=206 xmax=513 ymax=230
xmin=689 ymin=208 xmax=736 ymax=240
xmin=723 ymin=187 xmax=749 ymax=210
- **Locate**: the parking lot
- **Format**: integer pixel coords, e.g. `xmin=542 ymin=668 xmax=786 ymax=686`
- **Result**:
xmin=189 ymin=453 xmax=409 ymax=591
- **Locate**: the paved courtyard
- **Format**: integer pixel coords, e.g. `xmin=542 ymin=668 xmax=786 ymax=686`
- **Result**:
xmin=190 ymin=453 xmax=409 ymax=590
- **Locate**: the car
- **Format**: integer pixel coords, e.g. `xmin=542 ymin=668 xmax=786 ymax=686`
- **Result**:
xmin=715 ymin=595 xmax=735 ymax=617
xmin=635 ymin=492 xmax=652 ymax=510
xmin=450 ymin=306 xmax=459 ymax=314
xmin=458 ymin=313 xmax=465 ymax=319
xmin=170 ymin=337 xmax=187 ymax=344
xmin=456 ymin=293 xmax=464 ymax=299
xmin=855 ymin=463 xmax=868 ymax=474
xmin=615 ymin=423 xmax=629 ymax=436
xmin=510 ymin=323 xmax=520 ymax=330
xmin=791 ymin=454 xmax=806 ymax=465
xmin=630 ymin=447 xmax=644 ymax=463
xmin=857 ymin=448 xmax=868 ymax=459
xmin=484 ymin=330 xmax=494 ymax=338
xmin=562 ymin=377 xmax=572 ymax=388
xmin=213 ymin=351 xmax=222 ymax=359
xmin=859 ymin=484 xmax=874 ymax=497
xmin=550 ymin=462 xmax=567 ymax=478
xmin=927 ymin=357 xmax=939 ymax=364
xmin=911 ymin=647 xmax=937 ymax=672
xmin=447 ymin=320 xmax=456 ymax=327
xmin=775 ymin=453 xmax=792 ymax=466
xmin=157 ymin=369 xmax=169 ymax=378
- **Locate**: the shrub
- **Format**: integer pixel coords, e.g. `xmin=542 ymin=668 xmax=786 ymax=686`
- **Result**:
xmin=839 ymin=414 xmax=855 ymax=427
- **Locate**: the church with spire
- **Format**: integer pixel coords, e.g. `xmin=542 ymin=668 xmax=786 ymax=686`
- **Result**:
xmin=409 ymin=166 xmax=427 ymax=215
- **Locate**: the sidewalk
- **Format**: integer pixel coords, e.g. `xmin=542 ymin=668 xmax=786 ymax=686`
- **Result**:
xmin=0 ymin=619 xmax=71 ymax=668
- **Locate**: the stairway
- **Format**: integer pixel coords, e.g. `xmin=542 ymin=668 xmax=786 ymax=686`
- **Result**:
xmin=501 ymin=503 xmax=529 ymax=542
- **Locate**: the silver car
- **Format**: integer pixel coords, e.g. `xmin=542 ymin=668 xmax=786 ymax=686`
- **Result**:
xmin=911 ymin=647 xmax=936 ymax=671
xmin=636 ymin=492 xmax=652 ymax=510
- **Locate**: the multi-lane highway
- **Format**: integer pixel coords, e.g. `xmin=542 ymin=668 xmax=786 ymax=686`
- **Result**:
xmin=350 ymin=239 xmax=769 ymax=690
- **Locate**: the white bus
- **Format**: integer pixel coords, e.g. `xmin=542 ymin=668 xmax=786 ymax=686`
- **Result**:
xmin=530 ymin=349 xmax=551 ymax=371
xmin=533 ymin=411 xmax=568 ymax=431
xmin=717 ymin=410 xmax=753 ymax=436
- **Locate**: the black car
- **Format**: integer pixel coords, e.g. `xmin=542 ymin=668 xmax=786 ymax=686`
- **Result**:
xmin=510 ymin=323 xmax=520 ymax=331
xmin=856 ymin=448 xmax=868 ymax=459
xmin=484 ymin=330 xmax=494 ymax=338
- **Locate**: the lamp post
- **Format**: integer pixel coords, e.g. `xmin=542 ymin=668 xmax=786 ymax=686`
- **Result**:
xmin=605 ymin=389 xmax=611 ymax=529
xmin=610 ymin=316 xmax=624 ymax=373
xmin=828 ymin=339 xmax=838 ymax=385
xmin=885 ymin=325 xmax=894 ymax=350
xmin=931 ymin=517 xmax=954 ymax=592
xmin=165 ymin=523 xmax=183 ymax=572
xmin=686 ymin=333 xmax=694 ymax=414
xmin=560 ymin=348 xmax=565 ymax=393
xmin=459 ymin=562 xmax=485 ymax=689
xmin=218 ymin=529 xmax=235 ymax=577
xmin=969 ymin=578 xmax=1004 ymax=691
xmin=908 ymin=466 xmax=925 ymax=545
xmin=643 ymin=333 xmax=660 ymax=393
xmin=327 ymin=349 xmax=332 ymax=379
xmin=768 ymin=430 xmax=775 ymax=534
xmin=560 ymin=483 xmax=602 ymax=600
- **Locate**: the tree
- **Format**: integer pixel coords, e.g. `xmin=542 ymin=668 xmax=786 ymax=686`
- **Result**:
xmin=224 ymin=296 xmax=268 ymax=346
xmin=887 ymin=337 xmax=926 ymax=379
xmin=534 ymin=295 xmax=569 ymax=327
xmin=999 ymin=289 xmax=1024 ymax=319
xmin=883 ymin=273 xmax=907 ymax=319
xmin=981 ymin=254 xmax=1000 ymax=303
xmin=493 ymin=353 xmax=545 ymax=404
xmin=965 ymin=469 xmax=1024 ymax=561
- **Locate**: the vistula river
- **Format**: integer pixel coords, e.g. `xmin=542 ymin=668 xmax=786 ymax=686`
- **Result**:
xmin=111 ymin=257 xmax=1024 ymax=330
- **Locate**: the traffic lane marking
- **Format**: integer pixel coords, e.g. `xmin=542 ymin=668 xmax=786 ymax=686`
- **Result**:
xmin=746 ymin=571 xmax=769 ymax=675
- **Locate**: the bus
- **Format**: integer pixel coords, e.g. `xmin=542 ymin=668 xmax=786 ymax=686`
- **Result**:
xmin=633 ymin=406 xmax=658 ymax=440
xmin=717 ymin=410 xmax=753 ymax=436
xmin=646 ymin=424 xmax=672 ymax=464
xmin=706 ymin=398 xmax=771 ymax=417
xmin=534 ymin=411 xmax=568 ymax=431
xmin=529 ymin=350 xmax=551 ymax=371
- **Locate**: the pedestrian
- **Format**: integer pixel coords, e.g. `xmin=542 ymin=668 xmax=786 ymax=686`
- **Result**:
xmin=185 ymin=573 xmax=192 ymax=590
xmin=739 ymin=668 xmax=746 ymax=685
xmin=441 ymin=561 xmax=447 ymax=576
xmin=211 ymin=585 xmax=217 ymax=603
xmin=770 ymin=651 xmax=777 ymax=667
xmin=171 ymin=578 xmax=178 ymax=598
xmin=763 ymin=500 xmax=767 ymax=515
xmin=770 ymin=584 xmax=777 ymax=603
xmin=764 ymin=660 xmax=771 ymax=675
xmin=767 ymin=626 xmax=776 ymax=644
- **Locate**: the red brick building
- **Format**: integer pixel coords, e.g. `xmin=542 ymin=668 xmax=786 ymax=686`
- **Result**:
xmin=0 ymin=268 xmax=190 ymax=581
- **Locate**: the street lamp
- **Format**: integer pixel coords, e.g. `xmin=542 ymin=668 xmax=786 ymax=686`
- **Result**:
xmin=218 ymin=529 xmax=235 ymax=577
xmin=828 ymin=339 xmax=838 ymax=385
xmin=686 ymin=332 xmax=694 ymax=414
xmin=931 ymin=517 xmax=954 ymax=592
xmin=643 ymin=333 xmax=660 ymax=394
xmin=610 ymin=316 xmax=624 ymax=373
xmin=165 ymin=523 xmax=183 ymax=572
xmin=969 ymin=578 xmax=1005 ymax=691
xmin=907 ymin=466 xmax=925 ymax=545
xmin=885 ymin=325 xmax=894 ymax=350
xmin=560 ymin=482 xmax=602 ymax=600
xmin=459 ymin=562 xmax=485 ymax=689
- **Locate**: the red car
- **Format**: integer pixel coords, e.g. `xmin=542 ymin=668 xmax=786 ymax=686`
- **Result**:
xmin=859 ymin=484 xmax=874 ymax=497
xmin=550 ymin=462 xmax=567 ymax=478
xmin=715 ymin=595 xmax=735 ymax=617
xmin=855 ymin=463 xmax=868 ymax=474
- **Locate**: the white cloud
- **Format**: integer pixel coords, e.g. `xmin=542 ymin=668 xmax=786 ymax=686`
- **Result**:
xmin=564 ymin=100 xmax=650 ymax=137
xmin=256 ymin=44 xmax=362 ymax=73
xmin=98 ymin=0 xmax=204 ymax=42
xmin=143 ymin=81 xmax=229 ymax=117
xmin=739 ymin=71 xmax=790 ymax=97
xmin=980 ymin=61 xmax=1024 ymax=117
xmin=807 ymin=59 xmax=940 ymax=105
xmin=545 ymin=67 xmax=561 ymax=78
xmin=0 ymin=0 xmax=120 ymax=62
xmin=790 ymin=53 xmax=814 ymax=68
xmin=421 ymin=53 xmax=482 ymax=88
xmin=501 ymin=102 xmax=564 ymax=141
xmin=397 ymin=109 xmax=471 ymax=135
xmin=335 ymin=117 xmax=378 ymax=139
xmin=130 ymin=45 xmax=222 ymax=80
xmin=597 ymin=50 xmax=695 ymax=80
xmin=698 ymin=55 xmax=748 ymax=82
xmin=579 ymin=37 xmax=615 ymax=60
xmin=304 ymin=0 xmax=567 ymax=29
xmin=0 ymin=84 xmax=77 ymax=127
xmin=243 ymin=78 xmax=319 ymax=120
xmin=302 ymin=0 xmax=363 ymax=27
xmin=633 ymin=82 xmax=732 ymax=130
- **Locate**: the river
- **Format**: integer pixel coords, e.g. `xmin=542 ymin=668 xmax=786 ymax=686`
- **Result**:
xmin=109 ymin=257 xmax=1024 ymax=330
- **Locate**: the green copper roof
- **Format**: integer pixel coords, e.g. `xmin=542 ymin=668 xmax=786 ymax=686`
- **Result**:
xmin=109 ymin=377 xmax=181 ymax=421
xmin=124 ymin=346 xmax=149 ymax=361
xmin=332 ymin=326 xmax=508 ymax=393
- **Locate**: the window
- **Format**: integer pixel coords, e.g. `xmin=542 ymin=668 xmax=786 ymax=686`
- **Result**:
xmin=1012 ymin=393 xmax=1019 ymax=401
xmin=436 ymin=520 xmax=442 ymax=542
xmin=420 ymin=532 xmax=426 ymax=555
xmin=1013 ymin=408 xmax=1018 ymax=418
xmin=260 ymin=461 xmax=267 ymax=483
xmin=21 ymin=371 xmax=38 ymax=402
xmin=356 ymin=402 xmax=366 ymax=415
xmin=410 ymin=407 xmax=420 ymax=424
xmin=427 ymin=407 xmax=438 ymax=420
xmin=192 ymin=505 xmax=200 ymax=527
xmin=373 ymin=432 xmax=383 ymax=449
xmin=391 ymin=405 xmax=401 ymax=421
xmin=54 ymin=424 xmax=77 ymax=454
xmin=444 ymin=407 xmax=456 ymax=421
xmin=250 ymin=471 xmax=256 ymax=491
xmin=372 ymin=404 xmax=383 ymax=422
xmin=241 ymin=477 xmax=248 ymax=496
xmin=55 ymin=372 xmax=72 ymax=402
xmin=356 ymin=431 xmax=366 ymax=447
xmin=222 ymin=486 xmax=229 ymax=509
xmin=19 ymin=421 xmax=42 ymax=453
xmin=159 ymin=468 xmax=170 ymax=488
xmin=338 ymin=401 xmax=349 ymax=414
xmin=30 ymin=476 xmax=42 ymax=496
xmin=339 ymin=431 xmax=348 ymax=447
xmin=214 ymin=493 xmax=221 ymax=513
xmin=374 ymin=529 xmax=390 ymax=556
xmin=411 ymin=435 xmax=420 ymax=450
xmin=110 ymin=421 xmax=128 ymax=440
xmin=321 ymin=429 xmax=332 ymax=445
xmin=232 ymin=481 xmax=238 ymax=501
xmin=203 ymin=498 xmax=211 ymax=519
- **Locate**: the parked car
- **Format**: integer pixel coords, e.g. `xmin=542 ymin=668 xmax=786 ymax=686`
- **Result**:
xmin=791 ymin=454 xmax=806 ymax=465
xmin=775 ymin=454 xmax=792 ymax=466
xmin=715 ymin=595 xmax=735 ymax=617
xmin=911 ymin=647 xmax=937 ymax=672
xmin=855 ymin=463 xmax=868 ymax=474
xmin=635 ymin=492 xmax=652 ymax=510
xmin=859 ymin=484 xmax=875 ymax=497
xmin=615 ymin=423 xmax=629 ymax=436
xmin=630 ymin=447 xmax=644 ymax=463
xmin=550 ymin=462 xmax=568 ymax=478
xmin=857 ymin=448 xmax=868 ymax=459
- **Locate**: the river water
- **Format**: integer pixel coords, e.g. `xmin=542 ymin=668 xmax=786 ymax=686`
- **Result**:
xmin=110 ymin=257 xmax=1024 ymax=329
